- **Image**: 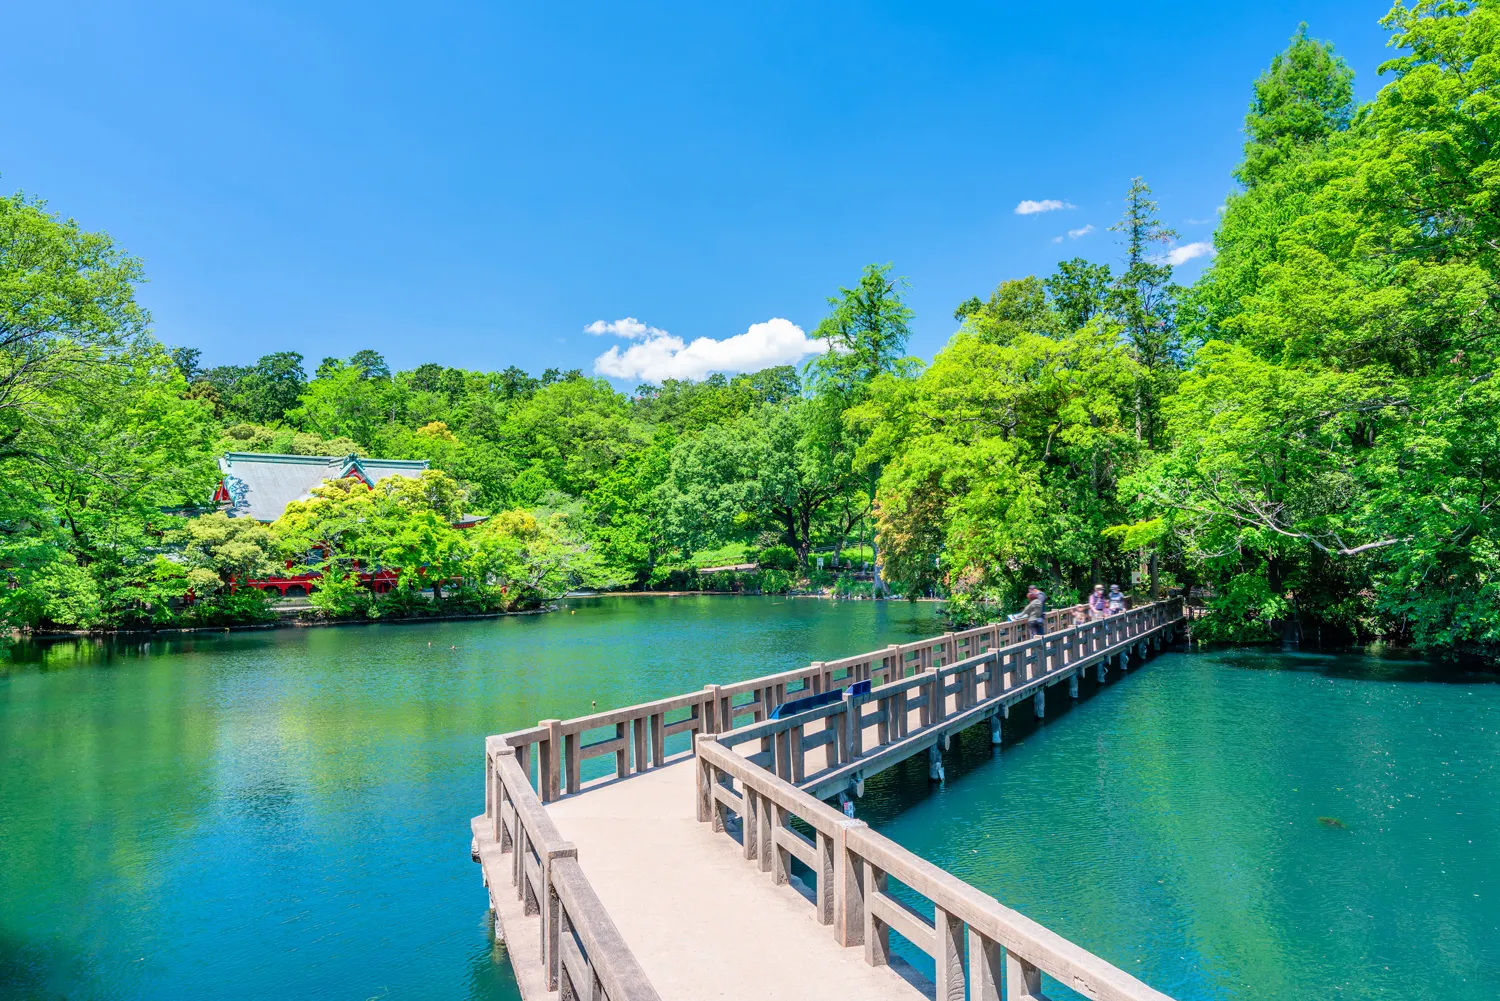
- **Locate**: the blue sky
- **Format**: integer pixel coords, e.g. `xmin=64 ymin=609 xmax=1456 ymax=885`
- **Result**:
xmin=3 ymin=1 xmax=1395 ymax=384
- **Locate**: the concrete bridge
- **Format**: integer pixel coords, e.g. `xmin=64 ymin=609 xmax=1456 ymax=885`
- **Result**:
xmin=471 ymin=598 xmax=1186 ymax=1001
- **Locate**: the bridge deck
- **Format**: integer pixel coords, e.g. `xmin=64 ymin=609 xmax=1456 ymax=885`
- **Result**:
xmin=546 ymin=758 xmax=919 ymax=1001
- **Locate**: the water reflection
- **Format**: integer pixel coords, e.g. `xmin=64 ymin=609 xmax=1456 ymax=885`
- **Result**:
xmin=0 ymin=596 xmax=941 ymax=1001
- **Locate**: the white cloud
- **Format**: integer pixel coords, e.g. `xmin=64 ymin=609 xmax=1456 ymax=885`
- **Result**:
xmin=1067 ymin=224 xmax=1095 ymax=239
xmin=1015 ymin=199 xmax=1075 ymax=215
xmin=1164 ymin=241 xmax=1215 ymax=266
xmin=1051 ymin=235 xmax=1064 ymax=244
xmin=591 ymin=317 xmax=828 ymax=383
xmin=583 ymin=317 xmax=666 ymax=340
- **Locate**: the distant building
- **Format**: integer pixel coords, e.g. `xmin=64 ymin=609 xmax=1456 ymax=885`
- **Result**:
xmin=215 ymin=452 xmax=431 ymax=523
xmin=210 ymin=452 xmax=479 ymax=598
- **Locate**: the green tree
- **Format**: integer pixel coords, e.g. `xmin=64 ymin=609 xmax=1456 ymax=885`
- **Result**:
xmin=0 ymin=191 xmax=147 ymax=456
xmin=809 ymin=263 xmax=918 ymax=593
xmin=1046 ymin=258 xmax=1113 ymax=331
xmin=1237 ymin=23 xmax=1355 ymax=188
xmin=1108 ymin=178 xmax=1180 ymax=447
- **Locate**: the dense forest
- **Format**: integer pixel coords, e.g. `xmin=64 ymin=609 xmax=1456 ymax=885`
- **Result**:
xmin=2 ymin=1 xmax=1496 ymax=655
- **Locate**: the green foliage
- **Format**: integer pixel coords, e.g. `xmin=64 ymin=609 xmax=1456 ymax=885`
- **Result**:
xmin=755 ymin=544 xmax=798 ymax=570
xmin=1238 ymin=23 xmax=1356 ymax=187
xmin=809 ymin=263 xmax=914 ymax=397
xmin=6 ymin=4 xmax=1500 ymax=658
xmin=1140 ymin=0 xmax=1500 ymax=651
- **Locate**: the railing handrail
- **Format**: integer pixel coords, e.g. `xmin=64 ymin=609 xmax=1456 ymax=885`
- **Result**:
xmin=692 ymin=595 xmax=1183 ymax=1001
xmin=478 ymin=735 xmax=661 ymax=1001
xmin=473 ymin=596 xmax=1183 ymax=1001
xmin=713 ymin=600 xmax=1180 ymax=771
xmin=494 ymin=598 xmax=1131 ymax=800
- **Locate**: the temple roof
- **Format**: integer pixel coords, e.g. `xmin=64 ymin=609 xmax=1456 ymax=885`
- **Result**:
xmin=217 ymin=452 xmax=430 ymax=522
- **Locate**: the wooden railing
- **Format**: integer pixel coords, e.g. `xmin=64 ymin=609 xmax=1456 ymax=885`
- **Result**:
xmin=688 ymin=600 xmax=1184 ymax=1001
xmin=474 ymin=735 xmax=660 ymax=1001
xmin=475 ymin=598 xmax=1180 ymax=1001
xmin=694 ymin=734 xmax=1175 ymax=1001
xmin=718 ymin=599 xmax=1182 ymax=799
xmin=496 ymin=602 xmax=1096 ymax=802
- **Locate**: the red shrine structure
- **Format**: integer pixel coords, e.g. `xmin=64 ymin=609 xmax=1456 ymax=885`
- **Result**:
xmin=214 ymin=452 xmax=478 ymax=597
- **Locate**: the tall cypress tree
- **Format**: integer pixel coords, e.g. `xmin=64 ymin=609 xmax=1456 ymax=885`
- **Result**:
xmin=1108 ymin=177 xmax=1179 ymax=447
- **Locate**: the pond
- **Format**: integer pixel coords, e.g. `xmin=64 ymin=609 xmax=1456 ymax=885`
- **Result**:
xmin=3 ymin=601 xmax=1496 ymax=1000
xmin=857 ymin=646 xmax=1500 ymax=1000
xmin=0 ymin=596 xmax=942 ymax=1000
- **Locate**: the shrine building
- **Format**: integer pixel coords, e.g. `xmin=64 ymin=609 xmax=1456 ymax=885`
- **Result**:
xmin=211 ymin=452 xmax=465 ymax=597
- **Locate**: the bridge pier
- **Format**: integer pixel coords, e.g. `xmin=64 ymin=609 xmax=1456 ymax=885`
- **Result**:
xmin=1033 ymin=688 xmax=1045 ymax=719
xmin=1068 ymin=674 xmax=1079 ymax=699
xmin=989 ymin=713 xmax=1002 ymax=746
xmin=1095 ymin=660 xmax=1107 ymax=684
xmin=928 ymin=745 xmax=945 ymax=782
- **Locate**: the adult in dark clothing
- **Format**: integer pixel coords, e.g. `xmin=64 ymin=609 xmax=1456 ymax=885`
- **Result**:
xmin=1021 ymin=587 xmax=1047 ymax=637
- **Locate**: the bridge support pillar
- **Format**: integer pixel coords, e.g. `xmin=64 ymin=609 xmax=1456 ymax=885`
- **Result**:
xmin=1033 ymin=688 xmax=1045 ymax=719
xmin=928 ymin=745 xmax=945 ymax=783
xmin=1068 ymin=674 xmax=1079 ymax=699
xmin=1096 ymin=660 xmax=1107 ymax=684
xmin=1120 ymin=649 xmax=1130 ymax=671
xmin=989 ymin=713 xmax=1002 ymax=746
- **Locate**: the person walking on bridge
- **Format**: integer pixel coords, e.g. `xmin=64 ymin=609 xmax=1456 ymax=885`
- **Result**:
xmin=1088 ymin=584 xmax=1107 ymax=620
xmin=1021 ymin=586 xmax=1047 ymax=637
xmin=1107 ymin=584 xmax=1125 ymax=615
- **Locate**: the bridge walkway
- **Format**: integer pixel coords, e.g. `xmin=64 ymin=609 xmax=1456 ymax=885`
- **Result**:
xmin=547 ymin=757 xmax=918 ymax=1001
xmin=540 ymin=668 xmax=1094 ymax=1001
xmin=475 ymin=600 xmax=1185 ymax=1001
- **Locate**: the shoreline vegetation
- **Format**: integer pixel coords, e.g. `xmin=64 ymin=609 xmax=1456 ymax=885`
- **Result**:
xmin=4 ymin=5 xmax=1499 ymax=660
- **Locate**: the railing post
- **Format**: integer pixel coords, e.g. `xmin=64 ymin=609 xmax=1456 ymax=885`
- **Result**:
xmin=934 ymin=904 xmax=965 ymax=1001
xmin=631 ymin=716 xmax=648 ymax=773
xmin=816 ymin=828 xmax=835 ymax=927
xmin=516 ymin=739 xmax=532 ymax=792
xmin=542 ymin=719 xmax=562 ymax=803
xmin=862 ymin=859 xmax=889 ymax=967
xmin=845 ymin=694 xmax=863 ymax=760
xmin=1005 ymin=951 xmax=1045 ymax=1001
xmin=969 ymin=929 xmax=1002 ymax=1001
xmin=702 ymin=684 xmax=721 ymax=734
xmin=614 ymin=721 xmax=629 ymax=779
xmin=694 ymin=735 xmax=713 ymax=822
xmin=542 ymin=842 xmax=578 ymax=991
xmin=650 ymin=711 xmax=666 ymax=766
xmin=758 ymin=789 xmax=773 ymax=873
xmin=743 ymin=788 xmax=759 ymax=862
xmin=790 ymin=724 xmax=806 ymax=784
xmin=833 ymin=820 xmax=867 ymax=947
xmin=565 ymin=731 xmax=581 ymax=794
xmin=830 ymin=705 xmax=846 ymax=769
xmin=774 ymin=728 xmax=793 ymax=781
xmin=772 ymin=803 xmax=791 ymax=885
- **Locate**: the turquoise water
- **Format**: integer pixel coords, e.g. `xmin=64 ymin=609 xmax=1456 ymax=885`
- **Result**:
xmin=3 ymin=604 xmax=1497 ymax=1000
xmin=860 ymin=647 xmax=1500 ymax=1000
xmin=0 ymin=597 xmax=941 ymax=1000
